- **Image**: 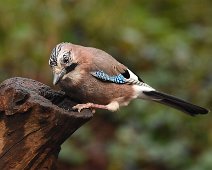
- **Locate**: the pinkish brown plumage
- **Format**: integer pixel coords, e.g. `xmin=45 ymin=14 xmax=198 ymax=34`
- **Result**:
xmin=49 ymin=42 xmax=209 ymax=115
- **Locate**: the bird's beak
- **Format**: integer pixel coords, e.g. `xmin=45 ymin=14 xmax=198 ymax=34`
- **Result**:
xmin=53 ymin=68 xmax=66 ymax=85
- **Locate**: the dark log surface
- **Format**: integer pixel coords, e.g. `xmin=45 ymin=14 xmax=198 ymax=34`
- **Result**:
xmin=0 ymin=77 xmax=93 ymax=170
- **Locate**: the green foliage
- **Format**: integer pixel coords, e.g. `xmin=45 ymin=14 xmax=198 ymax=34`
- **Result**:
xmin=0 ymin=0 xmax=211 ymax=169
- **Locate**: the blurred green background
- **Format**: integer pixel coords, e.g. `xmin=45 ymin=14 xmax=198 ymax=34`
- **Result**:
xmin=0 ymin=0 xmax=211 ymax=169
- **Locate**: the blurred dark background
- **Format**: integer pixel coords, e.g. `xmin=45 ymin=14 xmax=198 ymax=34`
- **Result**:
xmin=0 ymin=0 xmax=211 ymax=170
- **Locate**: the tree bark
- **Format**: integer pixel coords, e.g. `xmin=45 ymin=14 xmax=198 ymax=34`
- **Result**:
xmin=0 ymin=77 xmax=93 ymax=170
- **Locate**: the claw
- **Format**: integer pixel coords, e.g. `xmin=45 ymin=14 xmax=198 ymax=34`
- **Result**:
xmin=72 ymin=104 xmax=83 ymax=112
xmin=72 ymin=103 xmax=93 ymax=112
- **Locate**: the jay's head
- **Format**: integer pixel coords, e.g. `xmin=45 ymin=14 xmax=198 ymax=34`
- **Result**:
xmin=49 ymin=43 xmax=78 ymax=85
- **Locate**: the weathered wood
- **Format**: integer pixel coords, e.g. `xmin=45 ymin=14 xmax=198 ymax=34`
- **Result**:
xmin=0 ymin=77 xmax=93 ymax=170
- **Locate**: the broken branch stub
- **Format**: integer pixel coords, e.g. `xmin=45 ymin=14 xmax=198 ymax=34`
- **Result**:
xmin=0 ymin=77 xmax=93 ymax=170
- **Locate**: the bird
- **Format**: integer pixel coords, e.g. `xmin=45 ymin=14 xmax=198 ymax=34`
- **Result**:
xmin=49 ymin=42 xmax=209 ymax=116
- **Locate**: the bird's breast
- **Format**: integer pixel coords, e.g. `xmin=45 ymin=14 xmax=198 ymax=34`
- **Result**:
xmin=59 ymin=73 xmax=135 ymax=106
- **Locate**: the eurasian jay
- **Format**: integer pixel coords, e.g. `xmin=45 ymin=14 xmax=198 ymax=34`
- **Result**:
xmin=49 ymin=42 xmax=209 ymax=115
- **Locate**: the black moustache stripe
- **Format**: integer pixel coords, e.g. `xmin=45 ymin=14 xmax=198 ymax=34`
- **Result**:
xmin=65 ymin=63 xmax=78 ymax=73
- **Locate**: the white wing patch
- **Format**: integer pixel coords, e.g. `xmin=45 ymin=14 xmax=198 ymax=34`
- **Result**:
xmin=125 ymin=69 xmax=151 ymax=88
xmin=128 ymin=69 xmax=139 ymax=80
xmin=126 ymin=68 xmax=156 ymax=99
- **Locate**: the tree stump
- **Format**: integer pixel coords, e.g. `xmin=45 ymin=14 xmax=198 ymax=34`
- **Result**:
xmin=0 ymin=77 xmax=93 ymax=170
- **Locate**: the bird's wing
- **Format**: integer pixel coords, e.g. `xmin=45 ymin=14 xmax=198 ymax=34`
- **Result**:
xmin=88 ymin=47 xmax=144 ymax=85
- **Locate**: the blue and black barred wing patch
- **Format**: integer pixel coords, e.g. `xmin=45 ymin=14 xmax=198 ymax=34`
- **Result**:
xmin=91 ymin=70 xmax=148 ymax=86
xmin=91 ymin=70 xmax=126 ymax=84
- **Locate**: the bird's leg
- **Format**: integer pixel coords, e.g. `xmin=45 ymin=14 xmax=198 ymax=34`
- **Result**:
xmin=72 ymin=101 xmax=119 ymax=113
xmin=72 ymin=103 xmax=107 ymax=113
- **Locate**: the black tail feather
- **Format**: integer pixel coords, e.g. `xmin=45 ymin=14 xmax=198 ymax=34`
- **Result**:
xmin=143 ymin=91 xmax=209 ymax=116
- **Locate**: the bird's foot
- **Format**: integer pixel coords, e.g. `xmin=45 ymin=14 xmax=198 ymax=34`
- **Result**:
xmin=72 ymin=101 xmax=120 ymax=113
xmin=72 ymin=103 xmax=108 ymax=113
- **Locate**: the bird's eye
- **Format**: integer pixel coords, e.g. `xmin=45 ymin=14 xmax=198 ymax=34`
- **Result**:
xmin=61 ymin=51 xmax=71 ymax=64
xmin=63 ymin=55 xmax=69 ymax=64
